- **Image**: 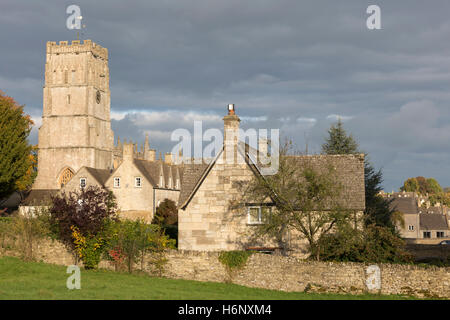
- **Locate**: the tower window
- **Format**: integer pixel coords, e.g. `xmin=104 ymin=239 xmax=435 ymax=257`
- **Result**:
xmin=58 ymin=167 xmax=75 ymax=187
xmin=64 ymin=70 xmax=68 ymax=84
xmin=114 ymin=177 xmax=121 ymax=188
xmin=67 ymin=94 xmax=71 ymax=104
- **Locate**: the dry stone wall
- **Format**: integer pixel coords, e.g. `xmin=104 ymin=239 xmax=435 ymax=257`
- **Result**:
xmin=2 ymin=239 xmax=449 ymax=299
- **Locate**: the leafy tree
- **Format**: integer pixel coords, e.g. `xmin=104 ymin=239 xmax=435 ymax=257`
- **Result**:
xmin=415 ymin=176 xmax=429 ymax=194
xmin=401 ymin=178 xmax=420 ymax=193
xmin=426 ymin=178 xmax=442 ymax=194
xmin=240 ymin=141 xmax=355 ymax=260
xmin=321 ymin=118 xmax=359 ymax=155
xmin=152 ymin=198 xmax=178 ymax=225
xmin=0 ymin=91 xmax=34 ymax=199
xmin=15 ymin=146 xmax=38 ymax=191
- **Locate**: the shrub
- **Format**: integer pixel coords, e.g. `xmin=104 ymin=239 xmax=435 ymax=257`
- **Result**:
xmin=317 ymin=224 xmax=413 ymax=263
xmin=7 ymin=208 xmax=51 ymax=261
xmin=104 ymin=220 xmax=175 ymax=274
xmin=218 ymin=251 xmax=252 ymax=283
xmin=49 ymin=186 xmax=118 ymax=268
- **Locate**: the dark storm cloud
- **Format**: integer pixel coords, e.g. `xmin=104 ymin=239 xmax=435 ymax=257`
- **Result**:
xmin=2 ymin=0 xmax=450 ymax=190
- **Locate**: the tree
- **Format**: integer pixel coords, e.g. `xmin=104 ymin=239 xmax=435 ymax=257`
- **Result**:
xmin=152 ymin=198 xmax=178 ymax=225
xmin=15 ymin=145 xmax=38 ymax=191
xmin=401 ymin=177 xmax=420 ymax=193
xmin=241 ymin=141 xmax=355 ymax=260
xmin=426 ymin=178 xmax=442 ymax=194
xmin=321 ymin=120 xmax=398 ymax=231
xmin=0 ymin=90 xmax=34 ymax=199
xmin=321 ymin=118 xmax=359 ymax=155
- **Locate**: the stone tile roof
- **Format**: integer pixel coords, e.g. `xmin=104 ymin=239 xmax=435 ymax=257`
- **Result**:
xmin=178 ymin=162 xmax=209 ymax=208
xmin=21 ymin=189 xmax=58 ymax=206
xmin=419 ymin=214 xmax=449 ymax=230
xmin=389 ymin=197 xmax=419 ymax=215
xmin=134 ymin=159 xmax=160 ymax=186
xmin=178 ymin=145 xmax=366 ymax=211
xmin=134 ymin=159 xmax=181 ymax=188
xmin=283 ymin=154 xmax=365 ymax=210
xmin=84 ymin=167 xmax=111 ymax=186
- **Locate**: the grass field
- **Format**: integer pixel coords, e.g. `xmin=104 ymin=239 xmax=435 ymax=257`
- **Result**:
xmin=0 ymin=256 xmax=419 ymax=300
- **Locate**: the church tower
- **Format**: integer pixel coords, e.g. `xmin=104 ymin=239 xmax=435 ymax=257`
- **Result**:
xmin=33 ymin=40 xmax=114 ymax=190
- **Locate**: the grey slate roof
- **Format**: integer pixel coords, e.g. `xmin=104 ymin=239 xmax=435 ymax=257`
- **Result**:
xmin=84 ymin=167 xmax=111 ymax=186
xmin=420 ymin=214 xmax=449 ymax=230
xmin=389 ymin=197 xmax=419 ymax=215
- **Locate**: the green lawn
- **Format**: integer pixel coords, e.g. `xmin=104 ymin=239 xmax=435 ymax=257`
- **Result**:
xmin=0 ymin=256 xmax=418 ymax=300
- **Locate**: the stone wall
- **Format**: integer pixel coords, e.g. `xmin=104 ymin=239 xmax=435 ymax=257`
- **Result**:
xmin=2 ymin=239 xmax=449 ymax=299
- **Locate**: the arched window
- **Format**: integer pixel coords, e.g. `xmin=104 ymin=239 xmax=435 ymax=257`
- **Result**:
xmin=58 ymin=167 xmax=74 ymax=187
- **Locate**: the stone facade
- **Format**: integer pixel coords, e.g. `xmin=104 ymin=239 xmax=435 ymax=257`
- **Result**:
xmin=33 ymin=40 xmax=114 ymax=190
xmin=23 ymin=39 xmax=182 ymax=220
xmin=2 ymin=240 xmax=448 ymax=299
xmin=178 ymin=107 xmax=366 ymax=252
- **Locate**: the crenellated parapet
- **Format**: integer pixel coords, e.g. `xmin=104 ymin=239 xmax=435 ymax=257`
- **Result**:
xmin=46 ymin=39 xmax=108 ymax=60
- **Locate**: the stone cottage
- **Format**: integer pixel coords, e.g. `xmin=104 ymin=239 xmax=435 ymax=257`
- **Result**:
xmin=177 ymin=106 xmax=366 ymax=252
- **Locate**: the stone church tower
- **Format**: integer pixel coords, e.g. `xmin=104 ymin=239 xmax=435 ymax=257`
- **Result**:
xmin=33 ymin=40 xmax=114 ymax=190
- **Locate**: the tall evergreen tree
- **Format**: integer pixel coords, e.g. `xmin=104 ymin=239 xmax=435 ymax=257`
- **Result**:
xmin=321 ymin=120 xmax=397 ymax=231
xmin=0 ymin=91 xmax=34 ymax=199
xmin=321 ymin=119 xmax=359 ymax=155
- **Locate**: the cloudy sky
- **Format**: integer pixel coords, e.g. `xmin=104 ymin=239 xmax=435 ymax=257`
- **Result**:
xmin=2 ymin=0 xmax=450 ymax=191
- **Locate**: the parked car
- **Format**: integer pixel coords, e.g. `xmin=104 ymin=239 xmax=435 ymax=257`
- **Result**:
xmin=439 ymin=240 xmax=450 ymax=245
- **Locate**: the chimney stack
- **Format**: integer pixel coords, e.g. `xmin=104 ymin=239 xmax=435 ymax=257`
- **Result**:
xmin=165 ymin=153 xmax=173 ymax=165
xmin=223 ymin=104 xmax=240 ymax=163
xmin=123 ymin=142 xmax=134 ymax=161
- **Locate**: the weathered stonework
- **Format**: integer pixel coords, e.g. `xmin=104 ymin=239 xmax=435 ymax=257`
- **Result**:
xmin=2 ymin=240 xmax=448 ymax=299
xmin=33 ymin=40 xmax=114 ymax=190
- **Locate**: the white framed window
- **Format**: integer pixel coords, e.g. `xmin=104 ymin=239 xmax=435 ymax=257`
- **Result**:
xmin=80 ymin=178 xmax=86 ymax=189
xmin=437 ymin=231 xmax=445 ymax=238
xmin=423 ymin=231 xmax=431 ymax=238
xmin=135 ymin=177 xmax=142 ymax=188
xmin=408 ymin=225 xmax=414 ymax=231
xmin=114 ymin=177 xmax=121 ymax=188
xmin=247 ymin=206 xmax=272 ymax=225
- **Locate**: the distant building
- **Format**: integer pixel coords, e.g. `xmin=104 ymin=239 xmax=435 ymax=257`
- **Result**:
xmin=384 ymin=191 xmax=450 ymax=241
